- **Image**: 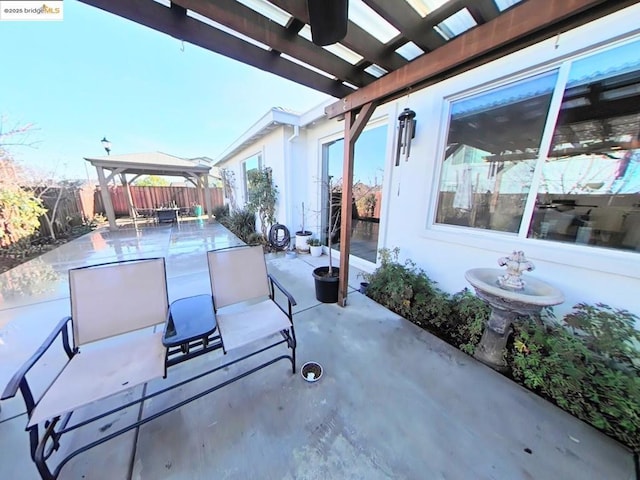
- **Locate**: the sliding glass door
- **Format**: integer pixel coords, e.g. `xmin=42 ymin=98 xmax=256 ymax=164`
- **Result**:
xmin=321 ymin=124 xmax=388 ymax=263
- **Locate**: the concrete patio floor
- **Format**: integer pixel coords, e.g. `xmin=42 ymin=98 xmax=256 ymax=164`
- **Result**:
xmin=0 ymin=220 xmax=636 ymax=480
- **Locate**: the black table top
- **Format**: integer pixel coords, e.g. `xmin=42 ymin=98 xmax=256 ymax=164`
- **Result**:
xmin=163 ymin=294 xmax=217 ymax=347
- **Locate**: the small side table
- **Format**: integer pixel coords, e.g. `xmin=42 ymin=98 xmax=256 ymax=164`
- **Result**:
xmin=163 ymin=294 xmax=221 ymax=368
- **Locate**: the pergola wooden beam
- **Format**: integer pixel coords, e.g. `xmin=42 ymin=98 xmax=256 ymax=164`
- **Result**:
xmin=78 ymin=0 xmax=351 ymax=98
xmin=338 ymin=100 xmax=378 ymax=306
xmin=172 ymin=0 xmax=375 ymax=88
xmin=363 ymin=0 xmax=455 ymax=52
xmin=465 ymin=0 xmax=501 ymax=24
xmin=327 ymin=0 xmax=638 ymax=118
xmin=269 ymin=0 xmax=408 ymax=72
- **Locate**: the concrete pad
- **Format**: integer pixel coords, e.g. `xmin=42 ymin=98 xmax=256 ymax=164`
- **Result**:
xmin=0 ymin=414 xmax=40 ymax=479
xmin=1 ymin=300 xmax=71 ymax=419
xmin=0 ymin=220 xmax=635 ymax=480
xmin=53 ymin=386 xmax=144 ymax=480
xmin=129 ymin=292 xmax=634 ymax=480
xmin=166 ymin=272 xmax=212 ymax=303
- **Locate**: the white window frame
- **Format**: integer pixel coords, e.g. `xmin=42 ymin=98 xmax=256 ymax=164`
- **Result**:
xmin=422 ymin=33 xmax=640 ymax=278
xmin=242 ymin=152 xmax=262 ymax=201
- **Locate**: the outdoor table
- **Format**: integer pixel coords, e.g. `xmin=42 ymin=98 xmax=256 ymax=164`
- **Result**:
xmin=163 ymin=294 xmax=221 ymax=367
xmin=156 ymin=208 xmax=179 ymax=223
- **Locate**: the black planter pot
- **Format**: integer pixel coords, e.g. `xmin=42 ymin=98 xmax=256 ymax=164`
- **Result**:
xmin=312 ymin=266 xmax=340 ymax=303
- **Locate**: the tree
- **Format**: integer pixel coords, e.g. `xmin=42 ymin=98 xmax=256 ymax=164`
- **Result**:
xmin=0 ymin=118 xmax=46 ymax=246
xmin=246 ymin=168 xmax=278 ymax=239
xmin=28 ymin=179 xmax=84 ymax=241
xmin=135 ymin=175 xmax=170 ymax=187
xmin=221 ymin=168 xmax=238 ymax=211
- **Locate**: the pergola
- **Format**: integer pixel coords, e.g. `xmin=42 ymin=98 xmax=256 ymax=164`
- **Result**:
xmin=78 ymin=0 xmax=638 ymax=305
xmin=84 ymin=152 xmax=213 ymax=230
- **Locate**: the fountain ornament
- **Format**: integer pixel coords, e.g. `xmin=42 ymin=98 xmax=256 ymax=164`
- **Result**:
xmin=465 ymin=251 xmax=564 ymax=371
xmin=497 ymin=250 xmax=534 ymax=291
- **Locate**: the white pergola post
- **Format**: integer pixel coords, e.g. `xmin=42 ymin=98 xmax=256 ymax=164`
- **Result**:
xmin=203 ymin=174 xmax=213 ymax=220
xmin=96 ymin=166 xmax=117 ymax=230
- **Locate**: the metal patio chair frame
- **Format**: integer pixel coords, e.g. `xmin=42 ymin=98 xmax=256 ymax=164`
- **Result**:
xmin=1 ymin=248 xmax=297 ymax=480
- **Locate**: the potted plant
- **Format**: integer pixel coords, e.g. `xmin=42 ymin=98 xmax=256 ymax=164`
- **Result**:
xmin=307 ymin=237 xmax=323 ymax=257
xmin=312 ymin=177 xmax=340 ymax=303
xmin=295 ymin=202 xmax=312 ymax=251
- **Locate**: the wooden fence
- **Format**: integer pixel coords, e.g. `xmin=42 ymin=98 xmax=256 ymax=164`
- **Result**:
xmin=94 ymin=185 xmax=225 ymax=216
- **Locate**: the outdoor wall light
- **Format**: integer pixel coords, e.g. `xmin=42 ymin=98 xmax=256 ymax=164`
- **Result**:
xmin=101 ymin=136 xmax=111 ymax=156
xmin=395 ymin=108 xmax=417 ymax=166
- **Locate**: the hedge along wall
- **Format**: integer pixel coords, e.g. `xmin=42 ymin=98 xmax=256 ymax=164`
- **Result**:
xmin=94 ymin=186 xmax=225 ymax=216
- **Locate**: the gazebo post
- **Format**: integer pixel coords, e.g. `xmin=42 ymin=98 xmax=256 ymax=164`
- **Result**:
xmin=203 ymin=174 xmax=213 ymax=220
xmin=120 ymin=173 xmax=137 ymax=222
xmin=96 ymin=166 xmax=117 ymax=230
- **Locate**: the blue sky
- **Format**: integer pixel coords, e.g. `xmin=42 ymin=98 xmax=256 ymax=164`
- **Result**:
xmin=0 ymin=1 xmax=330 ymax=180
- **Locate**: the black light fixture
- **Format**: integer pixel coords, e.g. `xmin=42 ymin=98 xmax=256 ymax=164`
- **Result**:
xmin=307 ymin=0 xmax=348 ymax=46
xmin=395 ymin=108 xmax=417 ymax=165
xmin=101 ymin=136 xmax=111 ymax=156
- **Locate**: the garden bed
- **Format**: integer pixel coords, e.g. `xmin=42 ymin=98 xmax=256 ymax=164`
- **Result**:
xmin=0 ymin=226 xmax=94 ymax=275
xmin=362 ymin=248 xmax=640 ymax=453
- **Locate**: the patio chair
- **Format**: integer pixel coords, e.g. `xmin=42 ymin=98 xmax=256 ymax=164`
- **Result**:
xmin=207 ymin=245 xmax=297 ymax=371
xmin=1 ymin=258 xmax=168 ymax=479
xmin=2 ymin=250 xmax=296 ymax=480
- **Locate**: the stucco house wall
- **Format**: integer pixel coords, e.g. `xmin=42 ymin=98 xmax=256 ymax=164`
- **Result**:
xmin=216 ymin=4 xmax=640 ymax=318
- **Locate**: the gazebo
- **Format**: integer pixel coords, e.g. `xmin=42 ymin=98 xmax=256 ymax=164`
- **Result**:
xmin=84 ymin=152 xmax=213 ymax=230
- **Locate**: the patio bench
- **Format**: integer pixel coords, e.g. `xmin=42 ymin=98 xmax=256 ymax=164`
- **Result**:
xmin=0 ymin=246 xmax=297 ymax=480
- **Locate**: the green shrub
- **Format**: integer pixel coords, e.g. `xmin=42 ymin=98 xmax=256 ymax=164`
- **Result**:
xmin=246 ymin=168 xmax=278 ymax=239
xmin=0 ymin=187 xmax=46 ymax=247
xmin=449 ymin=289 xmax=490 ymax=355
xmin=511 ymin=304 xmax=640 ymax=452
xmin=219 ymin=208 xmax=256 ymax=243
xmin=246 ymin=232 xmax=266 ymax=246
xmin=364 ymin=248 xmax=640 ymax=452
xmin=212 ymin=204 xmax=229 ymax=220
xmin=365 ymin=248 xmax=451 ymax=330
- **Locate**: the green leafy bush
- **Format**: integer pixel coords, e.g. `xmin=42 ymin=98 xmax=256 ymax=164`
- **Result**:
xmin=448 ymin=289 xmax=490 ymax=355
xmin=246 ymin=168 xmax=278 ymax=239
xmin=511 ymin=304 xmax=640 ymax=451
xmin=0 ymin=187 xmax=46 ymax=247
xmin=364 ymin=248 xmax=640 ymax=452
xmin=212 ymin=204 xmax=229 ymax=220
xmin=365 ymin=248 xmax=451 ymax=330
xmin=218 ymin=208 xmax=256 ymax=243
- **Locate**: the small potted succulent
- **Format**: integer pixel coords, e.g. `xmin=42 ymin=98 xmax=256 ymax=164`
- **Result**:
xmin=307 ymin=237 xmax=323 ymax=257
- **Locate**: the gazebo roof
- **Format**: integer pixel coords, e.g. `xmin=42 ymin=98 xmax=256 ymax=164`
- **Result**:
xmin=84 ymin=151 xmax=211 ymax=177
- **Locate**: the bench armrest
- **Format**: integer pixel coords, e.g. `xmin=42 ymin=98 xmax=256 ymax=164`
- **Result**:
xmin=1 ymin=316 xmax=74 ymax=405
xmin=268 ymin=274 xmax=297 ymax=307
xmin=267 ymin=274 xmax=297 ymax=321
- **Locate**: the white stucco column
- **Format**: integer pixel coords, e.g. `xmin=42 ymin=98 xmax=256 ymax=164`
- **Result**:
xmin=96 ymin=166 xmax=117 ymax=230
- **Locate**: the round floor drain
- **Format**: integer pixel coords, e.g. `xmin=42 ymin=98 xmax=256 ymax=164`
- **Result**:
xmin=301 ymin=362 xmax=323 ymax=382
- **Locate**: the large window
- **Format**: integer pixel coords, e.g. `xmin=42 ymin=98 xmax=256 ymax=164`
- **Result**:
xmin=436 ymin=71 xmax=558 ymax=233
xmin=242 ymin=153 xmax=261 ymax=199
xmin=435 ymin=38 xmax=640 ymax=252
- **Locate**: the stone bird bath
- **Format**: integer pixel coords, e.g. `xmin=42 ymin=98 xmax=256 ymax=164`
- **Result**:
xmin=465 ymin=251 xmax=564 ymax=371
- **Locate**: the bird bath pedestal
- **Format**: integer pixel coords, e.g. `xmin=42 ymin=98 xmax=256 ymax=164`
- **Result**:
xmin=465 ymin=252 xmax=564 ymax=371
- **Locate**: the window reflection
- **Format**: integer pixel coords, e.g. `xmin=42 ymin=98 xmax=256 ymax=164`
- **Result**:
xmin=436 ymin=71 xmax=558 ymax=232
xmin=528 ymin=41 xmax=640 ymax=251
xmin=242 ymin=154 xmax=261 ymax=199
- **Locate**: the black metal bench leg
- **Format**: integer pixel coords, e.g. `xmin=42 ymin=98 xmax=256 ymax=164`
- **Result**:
xmin=289 ymin=326 xmax=297 ymax=374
